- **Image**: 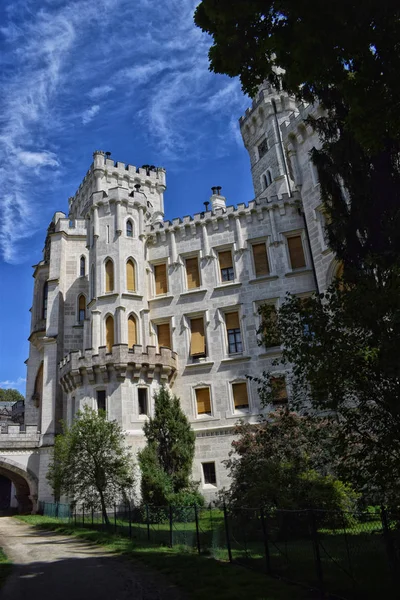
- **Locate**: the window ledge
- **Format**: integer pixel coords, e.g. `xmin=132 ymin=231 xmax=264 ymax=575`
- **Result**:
xmin=224 ymin=411 xmax=258 ymax=420
xmin=130 ymin=415 xmax=149 ymax=422
xmin=213 ymin=282 xmax=242 ymax=291
xmin=248 ymin=275 xmax=279 ymax=284
xmin=72 ymin=324 xmax=84 ymax=329
xmin=121 ymin=293 xmax=143 ymax=299
xmin=148 ymin=294 xmax=174 ymax=303
xmin=285 ymin=268 xmax=313 ymax=278
xmin=180 ymin=288 xmax=207 ymax=297
xmin=321 ymin=247 xmax=332 ymax=256
xmin=202 ymin=483 xmax=217 ymax=489
xmin=221 ymin=355 xmax=251 ymax=364
xmin=97 ymin=293 xmax=119 ymax=300
xmin=184 ymin=360 xmax=214 ymax=369
xmin=192 ymin=415 xmax=220 ymax=424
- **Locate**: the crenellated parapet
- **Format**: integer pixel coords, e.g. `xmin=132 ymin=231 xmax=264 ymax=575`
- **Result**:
xmin=59 ymin=344 xmax=178 ymax=392
xmin=0 ymin=425 xmax=41 ymax=449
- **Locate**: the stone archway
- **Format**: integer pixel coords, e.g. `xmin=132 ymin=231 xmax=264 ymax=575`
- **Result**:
xmin=0 ymin=457 xmax=38 ymax=514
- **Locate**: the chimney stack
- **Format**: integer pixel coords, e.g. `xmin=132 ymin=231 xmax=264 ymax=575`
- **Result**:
xmin=210 ymin=186 xmax=226 ymax=211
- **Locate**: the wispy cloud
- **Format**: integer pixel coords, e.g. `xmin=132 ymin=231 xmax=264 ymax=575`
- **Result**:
xmin=0 ymin=377 xmax=26 ymax=390
xmin=82 ymin=104 xmax=100 ymax=124
xmin=87 ymin=85 xmax=114 ymax=99
xmin=17 ymin=150 xmax=60 ymax=168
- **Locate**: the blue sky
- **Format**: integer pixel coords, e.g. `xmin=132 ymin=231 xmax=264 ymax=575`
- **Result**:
xmin=0 ymin=0 xmax=254 ymax=396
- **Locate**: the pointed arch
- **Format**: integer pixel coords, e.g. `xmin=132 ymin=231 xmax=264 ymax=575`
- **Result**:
xmin=126 ymin=219 xmax=134 ymax=238
xmin=126 ymin=258 xmax=136 ymax=292
xmin=105 ymin=259 xmax=114 ymax=292
xmin=78 ymin=294 xmax=86 ymax=323
xmin=105 ymin=315 xmax=114 ymax=352
xmin=128 ymin=314 xmax=137 ymax=347
xmin=80 ymin=255 xmax=86 ymax=277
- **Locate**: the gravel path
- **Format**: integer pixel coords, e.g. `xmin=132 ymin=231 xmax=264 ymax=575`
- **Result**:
xmin=0 ymin=517 xmax=185 ymax=600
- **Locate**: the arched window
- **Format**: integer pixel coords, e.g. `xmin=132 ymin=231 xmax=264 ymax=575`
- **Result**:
xmin=126 ymin=219 xmax=133 ymax=238
xmin=78 ymin=295 xmax=86 ymax=323
xmin=105 ymin=259 xmax=114 ymax=292
xmin=105 ymin=315 xmax=114 ymax=352
xmin=42 ymin=282 xmax=48 ymax=320
xmin=126 ymin=259 xmax=136 ymax=292
xmin=33 ymin=362 xmax=43 ymax=408
xmin=80 ymin=256 xmax=86 ymax=277
xmin=91 ymin=265 xmax=96 ymax=299
xmin=128 ymin=315 xmax=137 ymax=347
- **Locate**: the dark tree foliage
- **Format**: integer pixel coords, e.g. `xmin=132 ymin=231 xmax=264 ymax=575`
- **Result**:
xmin=138 ymin=387 xmax=202 ymax=506
xmin=0 ymin=388 xmax=24 ymax=403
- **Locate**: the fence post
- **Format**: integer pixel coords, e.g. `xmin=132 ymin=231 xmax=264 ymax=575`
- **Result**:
xmin=194 ymin=504 xmax=201 ymax=555
xmin=128 ymin=504 xmax=132 ymax=539
xmin=260 ymin=508 xmax=271 ymax=575
xmin=146 ymin=504 xmax=150 ymax=541
xmin=309 ymin=510 xmax=324 ymax=598
xmin=169 ymin=505 xmax=173 ymax=548
xmin=114 ymin=504 xmax=117 ymax=533
xmin=223 ymin=503 xmax=233 ymax=563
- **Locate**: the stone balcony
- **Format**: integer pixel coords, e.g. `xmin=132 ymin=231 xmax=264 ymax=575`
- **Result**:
xmin=0 ymin=425 xmax=41 ymax=449
xmin=59 ymin=344 xmax=178 ymax=392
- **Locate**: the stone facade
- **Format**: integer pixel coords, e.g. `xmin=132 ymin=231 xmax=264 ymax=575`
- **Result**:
xmin=1 ymin=84 xmax=339 ymax=510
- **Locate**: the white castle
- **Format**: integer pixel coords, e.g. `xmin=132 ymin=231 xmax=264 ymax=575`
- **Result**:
xmin=0 ymin=84 xmax=340 ymax=512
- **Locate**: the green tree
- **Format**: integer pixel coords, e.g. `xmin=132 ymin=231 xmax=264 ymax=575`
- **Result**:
xmin=0 ymin=388 xmax=24 ymax=403
xmin=47 ymin=406 xmax=135 ymax=524
xmin=138 ymin=387 xmax=202 ymax=506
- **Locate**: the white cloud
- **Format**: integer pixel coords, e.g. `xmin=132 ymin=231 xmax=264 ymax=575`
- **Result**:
xmin=82 ymin=104 xmax=100 ymax=125
xmin=87 ymin=85 xmax=114 ymax=99
xmin=0 ymin=377 xmax=26 ymax=389
xmin=17 ymin=150 xmax=60 ymax=168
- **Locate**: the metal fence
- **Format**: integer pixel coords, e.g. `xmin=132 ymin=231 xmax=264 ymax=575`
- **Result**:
xmin=37 ymin=502 xmax=399 ymax=600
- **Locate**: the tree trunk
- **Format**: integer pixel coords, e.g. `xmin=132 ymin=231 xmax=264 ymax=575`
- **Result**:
xmin=99 ymin=490 xmax=109 ymax=526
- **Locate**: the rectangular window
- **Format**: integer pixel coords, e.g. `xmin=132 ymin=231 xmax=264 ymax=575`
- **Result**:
xmin=185 ymin=257 xmax=200 ymax=290
xmin=190 ymin=317 xmax=206 ymax=357
xmin=96 ymin=390 xmax=106 ymax=412
xmin=218 ymin=251 xmax=234 ymax=282
xmin=157 ymin=322 xmax=171 ymax=349
xmin=252 ymin=243 xmax=270 ymax=277
xmin=202 ymin=462 xmax=217 ymax=486
xmin=259 ymin=304 xmax=280 ymax=347
xmin=195 ymin=388 xmax=211 ymax=416
xmin=232 ymin=382 xmax=249 ymax=410
xmin=225 ymin=312 xmax=242 ymax=354
xmin=258 ymin=138 xmax=269 ymax=159
xmin=287 ymin=235 xmax=306 ymax=270
xmin=154 ymin=263 xmax=168 ymax=296
xmin=138 ymin=388 xmax=148 ymax=415
xmin=271 ymin=377 xmax=288 ymax=404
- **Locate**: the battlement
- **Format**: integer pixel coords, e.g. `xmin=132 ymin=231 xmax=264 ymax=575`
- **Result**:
xmin=0 ymin=425 xmax=41 ymax=449
xmin=59 ymin=344 xmax=178 ymax=392
xmin=239 ymin=89 xmax=298 ymax=126
xmin=280 ymin=102 xmax=323 ymax=143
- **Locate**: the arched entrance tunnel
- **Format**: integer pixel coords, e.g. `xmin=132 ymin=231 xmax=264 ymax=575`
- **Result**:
xmin=0 ymin=459 xmax=38 ymax=514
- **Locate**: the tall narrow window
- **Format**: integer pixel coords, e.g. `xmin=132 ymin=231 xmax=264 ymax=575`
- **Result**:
xmin=42 ymin=282 xmax=48 ymax=320
xmin=91 ymin=265 xmax=96 ymax=299
xmin=78 ymin=295 xmax=86 ymax=323
xmin=97 ymin=390 xmax=106 ymax=412
xmin=232 ymin=382 xmax=249 ymax=410
xmin=105 ymin=259 xmax=114 ymax=292
xmin=128 ymin=315 xmax=137 ymax=347
xmin=258 ymin=138 xmax=269 ymax=159
xmin=106 ymin=225 xmax=110 ymax=244
xmin=185 ymin=257 xmax=200 ymax=290
xmin=287 ymin=236 xmax=306 ymax=270
xmin=138 ymin=388 xmax=148 ymax=415
xmin=252 ymin=243 xmax=270 ymax=277
xmin=225 ymin=312 xmax=242 ymax=354
xmin=33 ymin=362 xmax=43 ymax=408
xmin=271 ymin=377 xmax=288 ymax=404
xmin=190 ymin=317 xmax=206 ymax=357
xmin=157 ymin=322 xmax=171 ymax=349
xmin=154 ymin=263 xmax=167 ymax=295
xmin=126 ymin=259 xmax=136 ymax=292
xmin=80 ymin=256 xmax=86 ymax=277
xmin=195 ymin=388 xmax=211 ymax=416
xmin=202 ymin=462 xmax=217 ymax=485
xmin=105 ymin=315 xmax=114 ymax=352
xmin=218 ymin=251 xmax=234 ymax=282
xmin=263 ymin=170 xmax=272 ymax=189
xmin=126 ymin=219 xmax=133 ymax=238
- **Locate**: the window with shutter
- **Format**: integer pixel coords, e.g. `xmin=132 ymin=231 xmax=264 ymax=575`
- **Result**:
xmin=185 ymin=257 xmax=200 ymax=289
xmin=195 ymin=388 xmax=211 ymax=415
xmin=232 ymin=382 xmax=249 ymax=410
xmin=218 ymin=251 xmax=234 ymax=282
xmin=225 ymin=312 xmax=242 ymax=354
xmin=252 ymin=243 xmax=270 ymax=277
xmin=190 ymin=317 xmax=205 ymax=357
xmin=157 ymin=322 xmax=171 ymax=348
xmin=105 ymin=315 xmax=114 ymax=352
xmin=271 ymin=377 xmax=288 ymax=403
xmin=287 ymin=236 xmax=306 ymax=270
xmin=105 ymin=259 xmax=114 ymax=292
xmin=78 ymin=295 xmax=86 ymax=323
xmin=126 ymin=259 xmax=136 ymax=292
xmin=154 ymin=263 xmax=167 ymax=295
xmin=128 ymin=315 xmax=137 ymax=347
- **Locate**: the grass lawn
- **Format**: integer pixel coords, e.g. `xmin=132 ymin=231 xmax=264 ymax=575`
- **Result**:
xmin=0 ymin=547 xmax=12 ymax=588
xmin=16 ymin=515 xmax=311 ymax=600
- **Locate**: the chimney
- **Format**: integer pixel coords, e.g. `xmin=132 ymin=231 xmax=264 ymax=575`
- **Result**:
xmin=210 ymin=186 xmax=226 ymax=211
